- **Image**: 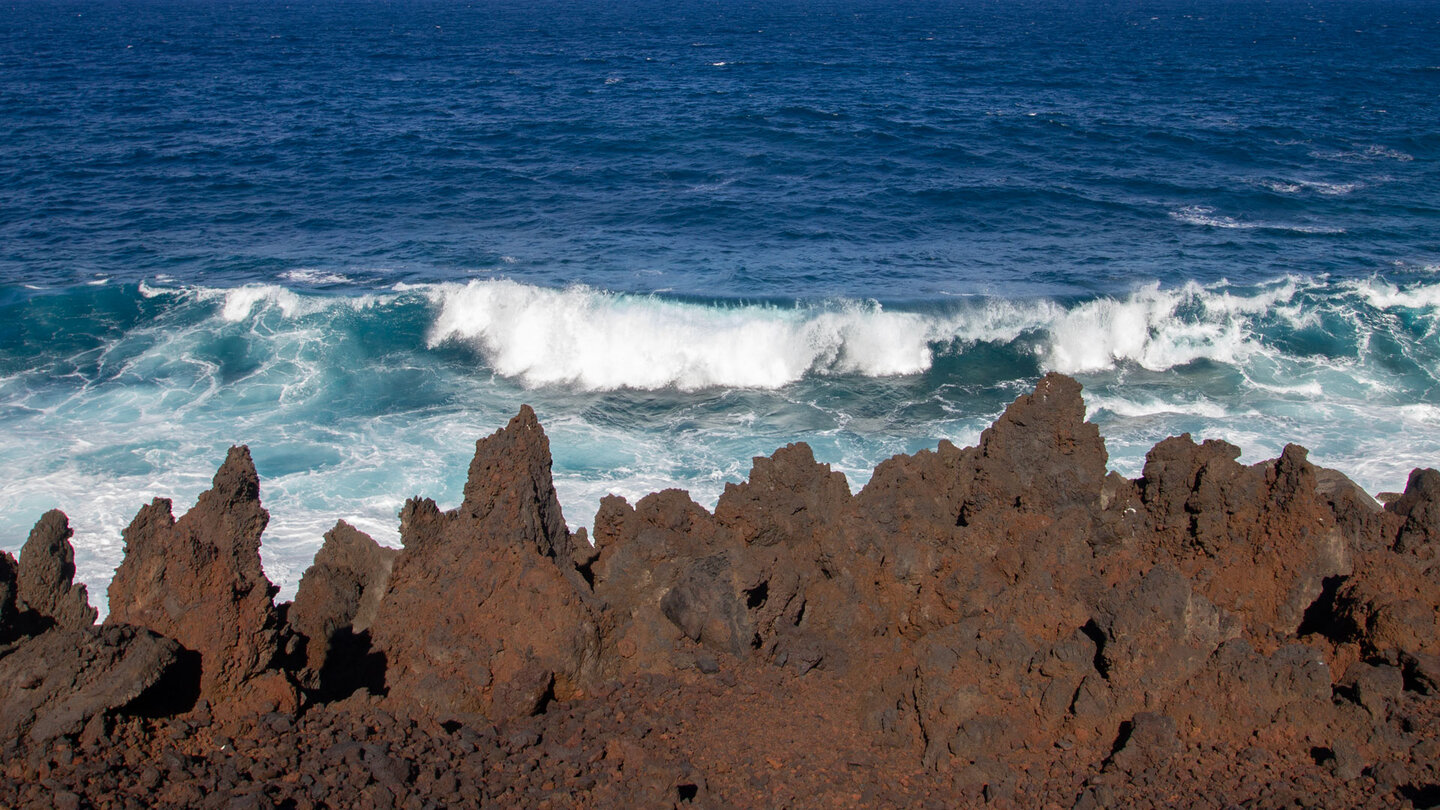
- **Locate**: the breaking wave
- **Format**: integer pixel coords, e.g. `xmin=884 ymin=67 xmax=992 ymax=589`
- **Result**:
xmin=168 ymin=275 xmax=1440 ymax=390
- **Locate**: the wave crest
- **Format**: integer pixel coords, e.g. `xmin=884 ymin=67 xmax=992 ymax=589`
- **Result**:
xmin=424 ymin=280 xmax=942 ymax=391
xmin=158 ymin=275 xmax=1440 ymax=390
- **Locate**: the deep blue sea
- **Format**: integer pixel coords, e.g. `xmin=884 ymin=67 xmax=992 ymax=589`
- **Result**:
xmin=2 ymin=0 xmax=1438 ymax=601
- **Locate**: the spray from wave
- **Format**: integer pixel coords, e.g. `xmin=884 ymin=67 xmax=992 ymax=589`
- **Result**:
xmin=190 ymin=275 xmax=1440 ymax=390
xmin=5 ymin=273 xmax=1440 ymax=611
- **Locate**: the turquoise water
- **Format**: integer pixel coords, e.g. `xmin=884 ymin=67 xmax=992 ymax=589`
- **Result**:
xmin=1 ymin=0 xmax=1437 ymax=600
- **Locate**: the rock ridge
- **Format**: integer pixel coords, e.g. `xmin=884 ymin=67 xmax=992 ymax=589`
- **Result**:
xmin=2 ymin=373 xmax=1439 ymax=808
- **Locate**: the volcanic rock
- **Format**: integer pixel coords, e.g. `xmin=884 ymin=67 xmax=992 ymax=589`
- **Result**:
xmin=0 ymin=624 xmax=182 ymax=747
xmin=4 ymin=373 xmax=1440 ymax=808
xmin=288 ymin=520 xmax=397 ymax=697
xmin=15 ymin=509 xmax=96 ymax=632
xmin=1140 ymin=438 xmax=1351 ymax=642
xmin=105 ymin=446 xmax=296 ymax=721
xmin=0 ymin=551 xmax=17 ymax=643
xmin=368 ymin=406 xmax=600 ymax=721
xmin=592 ymin=489 xmax=748 ymax=672
xmin=1388 ymin=467 xmax=1440 ymax=556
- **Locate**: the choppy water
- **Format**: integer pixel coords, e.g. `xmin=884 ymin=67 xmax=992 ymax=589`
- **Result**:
xmin=2 ymin=0 xmax=1438 ymax=602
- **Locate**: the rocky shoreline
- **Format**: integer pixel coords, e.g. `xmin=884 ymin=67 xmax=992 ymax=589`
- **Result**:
xmin=2 ymin=373 xmax=1438 ymax=808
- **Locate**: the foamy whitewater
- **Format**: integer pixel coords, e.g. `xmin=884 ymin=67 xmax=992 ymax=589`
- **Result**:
xmin=1 ymin=0 xmax=1437 ymax=608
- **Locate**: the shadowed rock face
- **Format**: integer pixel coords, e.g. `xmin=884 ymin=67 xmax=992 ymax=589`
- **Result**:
xmin=0 ymin=552 xmax=17 ymax=643
xmin=4 ymin=375 xmax=1440 ymax=808
xmin=0 ymin=624 xmax=182 ymax=748
xmin=287 ymin=520 xmax=397 ymax=699
xmin=105 ymin=446 xmax=296 ymax=722
xmin=368 ymin=406 xmax=601 ymax=721
xmin=1139 ymin=438 xmax=1351 ymax=644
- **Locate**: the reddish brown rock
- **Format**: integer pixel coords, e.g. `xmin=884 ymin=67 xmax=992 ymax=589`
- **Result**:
xmin=592 ymin=489 xmax=750 ymax=672
xmin=16 ymin=509 xmax=96 ymax=632
xmin=369 ymin=406 xmax=600 ymax=721
xmin=2 ymin=373 xmax=1439 ymax=808
xmin=0 ymin=624 xmax=182 ymax=747
xmin=1140 ymin=438 xmax=1351 ymax=643
xmin=1388 ymin=467 xmax=1440 ymax=556
xmin=1302 ymin=468 xmax=1440 ymax=662
xmin=105 ymin=446 xmax=297 ymax=722
xmin=287 ymin=520 xmax=397 ymax=698
xmin=958 ymin=371 xmax=1109 ymax=525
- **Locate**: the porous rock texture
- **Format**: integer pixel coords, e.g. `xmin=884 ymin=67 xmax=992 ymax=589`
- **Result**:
xmin=105 ymin=446 xmax=299 ymax=722
xmin=15 ymin=509 xmax=98 ymax=633
xmin=3 ymin=373 xmax=1440 ymax=809
xmin=367 ymin=405 xmax=602 ymax=722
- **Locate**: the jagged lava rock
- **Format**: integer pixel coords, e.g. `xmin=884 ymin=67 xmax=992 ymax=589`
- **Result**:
xmin=106 ymin=446 xmax=296 ymax=721
xmin=1140 ymin=438 xmax=1351 ymax=642
xmin=288 ymin=519 xmax=397 ymax=695
xmin=3 ymin=373 xmax=1440 ymax=808
xmin=0 ymin=624 xmax=182 ymax=749
xmin=16 ymin=509 xmax=97 ymax=632
xmin=592 ymin=489 xmax=752 ymax=671
xmin=958 ymin=371 xmax=1108 ymax=524
xmin=369 ymin=406 xmax=600 ymax=721
xmin=1388 ymin=467 xmax=1440 ymax=556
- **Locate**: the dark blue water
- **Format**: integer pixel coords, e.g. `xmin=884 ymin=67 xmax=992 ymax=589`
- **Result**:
xmin=2 ymin=0 xmax=1438 ymax=600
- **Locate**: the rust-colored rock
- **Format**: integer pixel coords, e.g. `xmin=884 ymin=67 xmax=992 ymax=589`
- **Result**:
xmin=105 ymin=446 xmax=296 ymax=721
xmin=369 ymin=406 xmax=600 ymax=721
xmin=4 ymin=374 xmax=1440 ymax=808
xmin=0 ymin=624 xmax=182 ymax=747
xmin=1140 ymin=438 xmax=1351 ymax=642
xmin=16 ymin=509 xmax=97 ymax=632
xmin=288 ymin=520 xmax=397 ymax=698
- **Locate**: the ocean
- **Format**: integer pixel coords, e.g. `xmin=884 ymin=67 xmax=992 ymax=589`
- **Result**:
xmin=2 ymin=0 xmax=1437 ymax=601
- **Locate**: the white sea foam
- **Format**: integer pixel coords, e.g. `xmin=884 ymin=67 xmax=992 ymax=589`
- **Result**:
xmin=1087 ymin=394 xmax=1236 ymax=420
xmin=216 ymin=284 xmax=308 ymax=321
xmin=1261 ymin=179 xmax=1361 ymax=196
xmin=9 ymin=275 xmax=1440 ymax=616
xmin=1040 ymin=281 xmax=1265 ymax=373
xmin=1351 ymin=279 xmax=1440 ymax=310
xmin=408 ymin=277 xmax=1428 ymax=385
xmin=205 ymin=283 xmax=381 ymax=322
xmin=424 ymin=280 xmax=946 ymax=390
xmin=1170 ymin=205 xmax=1344 ymax=234
xmin=281 ymin=268 xmax=352 ymax=285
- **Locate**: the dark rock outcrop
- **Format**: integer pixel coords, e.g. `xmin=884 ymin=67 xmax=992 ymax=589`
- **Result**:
xmin=16 ymin=509 xmax=97 ymax=632
xmin=288 ymin=520 xmax=396 ymax=698
xmin=4 ymin=375 xmax=1440 ymax=808
xmin=1139 ymin=437 xmax=1351 ymax=642
xmin=0 ymin=551 xmax=17 ymax=643
xmin=105 ymin=446 xmax=297 ymax=722
xmin=1389 ymin=467 xmax=1440 ymax=556
xmin=368 ymin=406 xmax=600 ymax=721
xmin=0 ymin=624 xmax=181 ymax=748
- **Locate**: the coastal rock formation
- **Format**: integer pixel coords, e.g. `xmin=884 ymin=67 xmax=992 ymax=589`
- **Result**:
xmin=3 ymin=374 xmax=1440 ymax=808
xmin=1139 ymin=438 xmax=1351 ymax=643
xmin=288 ymin=520 xmax=397 ymax=698
xmin=368 ymin=406 xmax=601 ymax=721
xmin=105 ymin=446 xmax=297 ymax=722
xmin=0 ymin=624 xmax=182 ymax=748
xmin=15 ymin=510 xmax=97 ymax=633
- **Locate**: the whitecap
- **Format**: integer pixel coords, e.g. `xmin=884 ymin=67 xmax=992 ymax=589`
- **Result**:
xmin=1087 ymin=394 xmax=1235 ymax=420
xmin=1350 ymin=279 xmax=1440 ymax=310
xmin=281 ymin=268 xmax=352 ymax=285
xmin=1040 ymin=281 xmax=1265 ymax=373
xmin=422 ymin=280 xmax=943 ymax=391
xmin=1170 ymin=205 xmax=1343 ymax=234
